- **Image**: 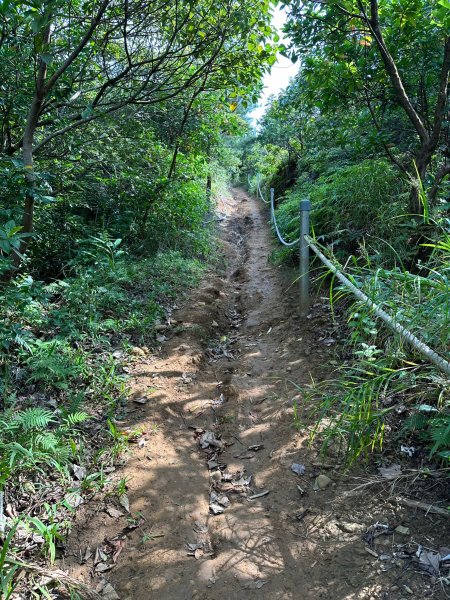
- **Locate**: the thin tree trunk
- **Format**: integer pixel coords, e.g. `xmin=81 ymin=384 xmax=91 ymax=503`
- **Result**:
xmin=409 ymin=148 xmax=430 ymax=214
xmin=13 ymin=26 xmax=51 ymax=265
xmin=167 ymin=73 xmax=209 ymax=179
xmin=356 ymin=0 xmax=450 ymax=216
xmin=168 ymin=144 xmax=180 ymax=179
xmin=428 ymin=162 xmax=450 ymax=206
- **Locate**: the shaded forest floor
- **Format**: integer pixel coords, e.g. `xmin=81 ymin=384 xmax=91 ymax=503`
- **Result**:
xmin=63 ymin=189 xmax=449 ymax=600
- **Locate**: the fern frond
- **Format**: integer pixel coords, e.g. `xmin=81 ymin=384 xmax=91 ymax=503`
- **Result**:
xmin=16 ymin=408 xmax=55 ymax=431
xmin=63 ymin=412 xmax=90 ymax=427
xmin=33 ymin=432 xmax=59 ymax=452
xmin=429 ymin=418 xmax=450 ymax=456
xmin=403 ymin=412 xmax=427 ymax=431
xmin=55 ymin=446 xmax=71 ymax=462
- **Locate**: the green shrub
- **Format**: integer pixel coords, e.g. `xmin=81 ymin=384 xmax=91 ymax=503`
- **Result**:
xmin=274 ymin=159 xmax=410 ymax=264
xmin=145 ymin=179 xmax=211 ymax=256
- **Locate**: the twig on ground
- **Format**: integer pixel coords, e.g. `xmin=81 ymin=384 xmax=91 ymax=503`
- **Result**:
xmin=5 ymin=557 xmax=102 ymax=599
xmin=399 ymin=498 xmax=449 ymax=517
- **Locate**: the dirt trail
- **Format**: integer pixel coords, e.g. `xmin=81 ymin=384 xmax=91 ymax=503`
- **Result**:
xmin=65 ymin=188 xmax=448 ymax=600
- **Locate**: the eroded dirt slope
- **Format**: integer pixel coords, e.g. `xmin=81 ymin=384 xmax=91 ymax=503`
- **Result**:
xmin=64 ymin=188 xmax=449 ymax=600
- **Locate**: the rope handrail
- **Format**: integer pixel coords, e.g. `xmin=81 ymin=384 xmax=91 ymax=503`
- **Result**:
xmin=257 ymin=178 xmax=270 ymax=204
xmin=305 ymin=235 xmax=450 ymax=377
xmin=252 ymin=173 xmax=450 ymax=376
xmin=254 ymin=175 xmax=300 ymax=246
xmin=270 ymin=188 xmax=300 ymax=247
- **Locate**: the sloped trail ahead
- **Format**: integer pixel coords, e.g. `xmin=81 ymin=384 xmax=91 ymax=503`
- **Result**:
xmin=65 ymin=188 xmax=448 ymax=600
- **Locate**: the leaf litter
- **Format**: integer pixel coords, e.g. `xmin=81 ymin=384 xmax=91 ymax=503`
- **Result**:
xmin=362 ymin=521 xmax=450 ymax=582
xmin=378 ymin=464 xmax=402 ymax=479
xmin=105 ymin=506 xmax=124 ymax=518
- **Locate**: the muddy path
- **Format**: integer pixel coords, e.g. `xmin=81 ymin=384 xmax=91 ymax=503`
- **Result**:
xmin=65 ymin=188 xmax=448 ymax=600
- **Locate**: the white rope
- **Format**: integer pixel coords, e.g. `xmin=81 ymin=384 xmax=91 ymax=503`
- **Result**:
xmin=257 ymin=179 xmax=270 ymax=204
xmin=305 ymin=235 xmax=450 ymax=377
xmin=271 ymin=190 xmax=300 ymax=247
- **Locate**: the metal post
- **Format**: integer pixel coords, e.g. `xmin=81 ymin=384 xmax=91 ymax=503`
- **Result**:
xmin=299 ymin=199 xmax=311 ymax=317
xmin=270 ymin=188 xmax=274 ymax=221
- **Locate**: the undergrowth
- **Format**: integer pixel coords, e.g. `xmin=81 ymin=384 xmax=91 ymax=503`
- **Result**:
xmin=0 ymin=241 xmax=206 ymax=596
xmin=296 ymin=240 xmax=450 ymax=466
xmin=246 ymin=141 xmax=450 ymax=467
xmin=271 ymin=159 xmax=413 ymax=266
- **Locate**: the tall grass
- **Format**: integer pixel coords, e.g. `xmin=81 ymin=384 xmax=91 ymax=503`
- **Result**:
xmin=299 ymin=241 xmax=450 ymax=464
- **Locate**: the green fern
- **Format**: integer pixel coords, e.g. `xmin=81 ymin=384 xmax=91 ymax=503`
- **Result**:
xmin=34 ymin=432 xmax=59 ymax=452
xmin=15 ymin=408 xmax=55 ymax=431
xmin=0 ymin=406 xmax=89 ymax=477
xmin=25 ymin=341 xmax=82 ymax=388
xmin=403 ymin=405 xmax=450 ymax=459
xmin=403 ymin=411 xmax=428 ymax=432
xmin=62 ymin=412 xmax=89 ymax=427
xmin=429 ymin=417 xmax=450 ymax=457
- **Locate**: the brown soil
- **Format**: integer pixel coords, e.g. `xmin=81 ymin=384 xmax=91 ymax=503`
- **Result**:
xmin=64 ymin=188 xmax=449 ymax=600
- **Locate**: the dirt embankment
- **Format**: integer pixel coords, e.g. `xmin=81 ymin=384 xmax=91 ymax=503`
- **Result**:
xmin=64 ymin=188 xmax=449 ymax=600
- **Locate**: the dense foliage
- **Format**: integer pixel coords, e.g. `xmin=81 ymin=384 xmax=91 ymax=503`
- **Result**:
xmin=2 ymin=0 xmax=450 ymax=592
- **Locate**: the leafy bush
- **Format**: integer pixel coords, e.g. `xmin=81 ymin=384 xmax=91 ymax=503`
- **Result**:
xmin=243 ymin=141 xmax=290 ymax=196
xmin=145 ymin=178 xmax=211 ymax=256
xmin=273 ymin=159 xmax=411 ymax=264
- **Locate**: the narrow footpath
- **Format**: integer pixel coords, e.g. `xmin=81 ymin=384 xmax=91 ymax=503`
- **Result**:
xmin=65 ymin=188 xmax=448 ymax=600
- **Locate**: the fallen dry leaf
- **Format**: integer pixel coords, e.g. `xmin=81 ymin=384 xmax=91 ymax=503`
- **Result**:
xmin=106 ymin=506 xmax=124 ymax=519
xmin=378 ymin=464 xmax=402 ymax=480
xmin=111 ymin=539 xmax=125 ymax=563
xmin=119 ymin=494 xmax=130 ymax=512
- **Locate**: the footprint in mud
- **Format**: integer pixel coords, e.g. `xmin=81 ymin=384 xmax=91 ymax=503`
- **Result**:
xmin=231 ymin=265 xmax=248 ymax=282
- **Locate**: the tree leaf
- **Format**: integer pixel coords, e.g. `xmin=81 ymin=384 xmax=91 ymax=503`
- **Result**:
xmin=40 ymin=52 xmax=53 ymax=65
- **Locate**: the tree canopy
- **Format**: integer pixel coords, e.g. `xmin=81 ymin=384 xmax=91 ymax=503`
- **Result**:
xmin=0 ymin=0 xmax=277 ymax=258
xmin=282 ymin=0 xmax=450 ymax=212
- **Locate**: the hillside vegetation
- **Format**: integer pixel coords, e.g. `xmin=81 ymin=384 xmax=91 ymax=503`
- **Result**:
xmin=0 ymin=0 xmax=276 ymax=595
xmin=243 ymin=0 xmax=450 ymax=464
xmin=1 ymin=0 xmax=450 ymax=595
